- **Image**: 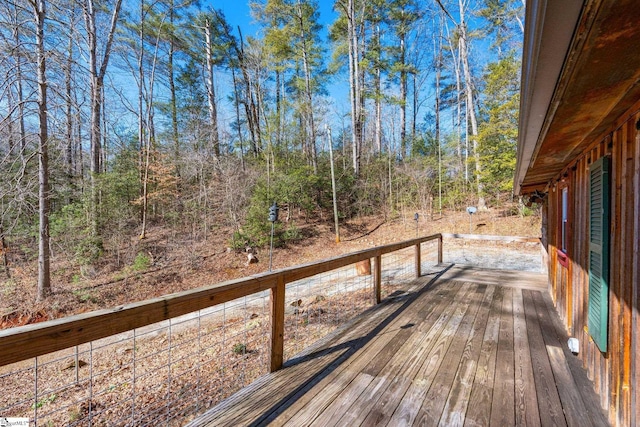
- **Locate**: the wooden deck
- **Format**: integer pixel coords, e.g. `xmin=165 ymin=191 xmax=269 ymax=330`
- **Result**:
xmin=187 ymin=265 xmax=609 ymax=427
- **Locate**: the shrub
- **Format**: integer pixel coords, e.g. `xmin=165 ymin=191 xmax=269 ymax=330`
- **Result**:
xmin=232 ymin=343 xmax=247 ymax=355
xmin=132 ymin=252 xmax=151 ymax=271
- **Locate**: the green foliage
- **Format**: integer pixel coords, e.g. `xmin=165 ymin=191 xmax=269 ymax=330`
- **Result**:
xmin=72 ymin=289 xmax=98 ymax=304
xmin=32 ymin=393 xmax=57 ymax=409
xmin=478 ymin=0 xmax=524 ymax=53
xmin=281 ymin=223 xmax=303 ymax=243
xmin=237 ymin=162 xmax=323 ymax=247
xmin=519 ymin=205 xmax=535 ymax=217
xmin=232 ymin=343 xmax=247 ymax=355
xmin=132 ymin=252 xmax=151 ymax=272
xmin=229 ymin=231 xmax=251 ymax=251
xmin=350 ymin=157 xmax=387 ymax=216
xmin=50 ymin=201 xmax=103 ymax=264
xmin=48 ymin=146 xmax=140 ymax=264
xmin=478 ymin=53 xmax=521 ymax=199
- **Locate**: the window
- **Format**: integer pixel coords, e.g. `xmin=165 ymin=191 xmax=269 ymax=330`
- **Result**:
xmin=557 ymin=183 xmax=570 ymax=267
xmin=587 ymin=156 xmax=610 ymax=353
xmin=561 ymin=187 xmax=569 ymax=253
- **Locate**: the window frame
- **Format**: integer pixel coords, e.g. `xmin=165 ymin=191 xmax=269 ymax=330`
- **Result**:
xmin=557 ymin=181 xmax=570 ymax=268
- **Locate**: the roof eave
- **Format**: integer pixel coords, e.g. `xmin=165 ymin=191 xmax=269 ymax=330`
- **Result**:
xmin=514 ymin=0 xmax=584 ymax=195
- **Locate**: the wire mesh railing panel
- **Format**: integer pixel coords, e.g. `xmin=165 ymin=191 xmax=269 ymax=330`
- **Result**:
xmin=283 ymin=262 xmax=375 ymax=360
xmin=0 ymin=292 xmax=270 ymax=426
xmin=420 ymin=240 xmax=441 ymax=275
xmin=381 ymin=246 xmax=415 ymax=286
xmin=443 ymin=240 xmax=543 ymax=272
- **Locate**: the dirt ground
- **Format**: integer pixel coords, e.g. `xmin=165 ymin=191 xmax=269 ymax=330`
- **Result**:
xmin=0 ymin=207 xmax=541 ymax=329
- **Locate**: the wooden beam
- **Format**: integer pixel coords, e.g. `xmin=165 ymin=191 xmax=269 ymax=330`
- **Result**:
xmin=374 ymin=255 xmax=382 ymax=304
xmin=441 ymin=233 xmax=541 ymax=244
xmin=270 ymin=276 xmax=285 ymax=372
xmin=414 ymin=243 xmax=421 ymax=278
xmin=633 ymin=115 xmax=640 ymax=427
xmin=0 ymin=275 xmax=277 ymax=367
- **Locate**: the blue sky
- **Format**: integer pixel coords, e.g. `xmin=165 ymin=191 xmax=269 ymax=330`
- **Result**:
xmin=210 ymin=1 xmax=339 ymax=38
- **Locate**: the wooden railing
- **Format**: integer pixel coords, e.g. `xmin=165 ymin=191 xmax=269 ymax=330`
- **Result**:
xmin=0 ymin=234 xmax=443 ymax=372
xmin=441 ymin=233 xmax=540 ymax=244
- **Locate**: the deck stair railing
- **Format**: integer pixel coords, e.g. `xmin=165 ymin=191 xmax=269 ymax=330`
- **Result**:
xmin=0 ymin=234 xmax=444 ymax=426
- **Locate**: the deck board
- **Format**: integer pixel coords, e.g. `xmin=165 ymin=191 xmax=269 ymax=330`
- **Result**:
xmin=186 ymin=265 xmax=609 ymax=427
xmin=438 ymin=284 xmax=495 ymax=427
xmin=523 ymin=289 xmax=567 ymax=426
xmin=463 ymin=285 xmax=502 ymax=427
xmin=334 ymin=282 xmax=468 ymax=427
xmin=490 ymin=286 xmax=516 ymax=426
xmin=513 ymin=287 xmax=540 ymax=427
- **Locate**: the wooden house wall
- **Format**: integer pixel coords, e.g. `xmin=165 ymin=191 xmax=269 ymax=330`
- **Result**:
xmin=545 ymin=104 xmax=640 ymax=427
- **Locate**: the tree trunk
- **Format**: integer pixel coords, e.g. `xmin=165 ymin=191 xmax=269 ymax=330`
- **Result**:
xmin=83 ymin=0 xmax=123 ymax=239
xmin=458 ymin=0 xmax=484 ymax=209
xmin=435 ymin=24 xmax=443 ymax=215
xmin=75 ymin=90 xmax=84 ymax=188
xmin=453 ymin=37 xmax=463 ymax=178
xmin=85 ymin=0 xmax=101 ymax=238
xmin=65 ymin=9 xmax=74 ymax=189
xmin=297 ymin=1 xmax=317 ymax=173
xmin=412 ymin=72 xmax=417 ymax=144
xmin=399 ymin=31 xmax=407 ymax=159
xmin=0 ymin=225 xmax=9 ymax=278
xmin=231 ymin=66 xmax=246 ymax=170
xmin=168 ymin=2 xmax=180 ymax=177
xmin=275 ymin=68 xmax=283 ymax=149
xmin=204 ymin=20 xmax=220 ymax=159
xmin=374 ymin=25 xmax=382 ymax=153
xmin=7 ymin=83 xmax=16 ymax=157
xmin=34 ymin=0 xmax=51 ymax=300
xmin=347 ymin=0 xmax=362 ymax=176
xmin=236 ymin=27 xmax=261 ymax=156
xmin=137 ymin=0 xmax=146 ymax=224
xmin=139 ymin=5 xmax=162 ymax=240
xmin=13 ymin=7 xmax=27 ymax=159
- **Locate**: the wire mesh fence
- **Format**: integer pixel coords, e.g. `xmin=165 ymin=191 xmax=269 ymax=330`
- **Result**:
xmin=442 ymin=236 xmax=544 ymax=272
xmin=0 ymin=292 xmax=271 ymax=426
xmin=420 ymin=240 xmax=442 ymax=276
xmin=283 ymin=263 xmax=375 ymax=360
xmin=0 ymin=235 xmax=444 ymax=426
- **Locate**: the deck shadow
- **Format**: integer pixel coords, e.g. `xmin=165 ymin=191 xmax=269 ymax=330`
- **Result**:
xmin=246 ymin=263 xmax=455 ymax=426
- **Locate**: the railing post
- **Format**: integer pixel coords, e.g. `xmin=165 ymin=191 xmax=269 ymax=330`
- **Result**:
xmin=415 ymin=243 xmax=421 ymax=278
xmin=270 ymin=276 xmax=285 ymax=372
xmin=438 ymin=234 xmax=443 ymax=264
xmin=374 ymin=255 xmax=382 ymax=304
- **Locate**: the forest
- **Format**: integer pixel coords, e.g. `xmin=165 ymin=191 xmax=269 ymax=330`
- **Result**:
xmin=0 ymin=0 xmax=525 ymax=301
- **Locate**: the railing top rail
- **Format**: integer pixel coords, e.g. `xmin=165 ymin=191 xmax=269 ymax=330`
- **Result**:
xmin=441 ymin=233 xmax=541 ymax=243
xmin=0 ymin=233 xmax=442 ymax=367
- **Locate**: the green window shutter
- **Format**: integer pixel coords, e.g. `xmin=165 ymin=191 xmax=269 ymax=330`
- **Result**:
xmin=587 ymin=156 xmax=610 ymax=353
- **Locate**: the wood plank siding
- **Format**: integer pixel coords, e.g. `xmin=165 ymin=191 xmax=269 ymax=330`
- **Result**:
xmin=545 ymin=104 xmax=640 ymax=426
xmin=188 ymin=266 xmax=608 ymax=427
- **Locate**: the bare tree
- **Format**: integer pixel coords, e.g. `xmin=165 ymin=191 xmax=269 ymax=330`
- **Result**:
xmin=346 ymin=0 xmax=363 ymax=175
xmin=0 ymin=224 xmax=8 ymax=278
xmin=295 ymin=0 xmax=318 ymax=173
xmin=31 ymin=0 xmax=51 ymax=299
xmin=458 ymin=0 xmax=483 ymax=208
xmin=203 ymin=17 xmax=220 ymax=160
xmin=82 ymin=0 xmax=123 ymax=238
xmin=436 ymin=0 xmax=484 ymax=208
xmin=9 ymin=3 xmax=28 ymax=159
